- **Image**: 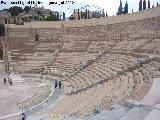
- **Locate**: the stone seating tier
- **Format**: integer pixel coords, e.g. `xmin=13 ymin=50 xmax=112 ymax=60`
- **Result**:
xmin=63 ymin=54 xmax=141 ymax=94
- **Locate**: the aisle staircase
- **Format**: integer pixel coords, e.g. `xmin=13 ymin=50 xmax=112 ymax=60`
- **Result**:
xmin=40 ymin=48 xmax=61 ymax=78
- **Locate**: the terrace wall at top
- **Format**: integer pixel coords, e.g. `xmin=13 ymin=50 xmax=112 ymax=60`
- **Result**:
xmin=5 ymin=6 xmax=160 ymax=29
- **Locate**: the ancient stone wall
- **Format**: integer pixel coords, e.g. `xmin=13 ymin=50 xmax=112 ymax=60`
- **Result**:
xmin=4 ymin=6 xmax=160 ymax=74
xmin=5 ymin=6 xmax=160 ymax=50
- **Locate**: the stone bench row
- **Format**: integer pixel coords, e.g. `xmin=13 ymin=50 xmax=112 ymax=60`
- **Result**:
xmin=63 ymin=56 xmax=157 ymax=94
xmin=63 ymin=55 xmax=137 ymax=94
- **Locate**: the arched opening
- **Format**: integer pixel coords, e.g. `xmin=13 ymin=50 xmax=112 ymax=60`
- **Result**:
xmin=0 ymin=42 xmax=3 ymax=59
xmin=35 ymin=34 xmax=39 ymax=41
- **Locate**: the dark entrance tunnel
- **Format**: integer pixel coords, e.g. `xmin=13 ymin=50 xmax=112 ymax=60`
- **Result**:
xmin=0 ymin=42 xmax=3 ymax=59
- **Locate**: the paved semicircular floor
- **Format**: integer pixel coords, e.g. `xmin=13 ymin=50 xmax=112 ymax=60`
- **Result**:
xmin=0 ymin=82 xmax=34 ymax=117
xmin=0 ymin=61 xmax=53 ymax=119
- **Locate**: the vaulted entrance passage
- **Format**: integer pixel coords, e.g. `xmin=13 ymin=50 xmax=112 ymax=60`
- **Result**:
xmin=0 ymin=42 xmax=3 ymax=59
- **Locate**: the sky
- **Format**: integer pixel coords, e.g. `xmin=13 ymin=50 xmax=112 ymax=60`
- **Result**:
xmin=0 ymin=0 xmax=160 ymax=17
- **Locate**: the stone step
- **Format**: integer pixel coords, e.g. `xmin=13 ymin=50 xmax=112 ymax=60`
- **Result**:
xmin=122 ymin=107 xmax=152 ymax=120
xmin=86 ymin=105 xmax=128 ymax=120
xmin=144 ymin=109 xmax=160 ymax=120
xmin=9 ymin=74 xmax=25 ymax=83
xmin=12 ymin=80 xmax=24 ymax=83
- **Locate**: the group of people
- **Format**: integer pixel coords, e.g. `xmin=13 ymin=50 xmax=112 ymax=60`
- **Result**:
xmin=3 ymin=77 xmax=12 ymax=85
xmin=55 ymin=80 xmax=62 ymax=89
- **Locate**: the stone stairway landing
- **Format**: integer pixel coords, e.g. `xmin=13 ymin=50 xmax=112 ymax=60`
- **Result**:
xmin=9 ymin=74 xmax=24 ymax=83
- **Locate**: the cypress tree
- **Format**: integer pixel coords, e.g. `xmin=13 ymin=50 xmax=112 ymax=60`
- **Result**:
xmin=124 ymin=1 xmax=128 ymax=14
xmin=97 ymin=11 xmax=100 ymax=18
xmin=117 ymin=0 xmax=123 ymax=15
xmin=148 ymin=0 xmax=150 ymax=9
xmin=56 ymin=13 xmax=59 ymax=21
xmin=106 ymin=11 xmax=108 ymax=17
xmin=157 ymin=2 xmax=159 ymax=6
xmin=88 ymin=10 xmax=90 ymax=19
xmin=85 ymin=9 xmax=87 ymax=19
xmin=143 ymin=0 xmax=146 ymax=10
xmin=120 ymin=0 xmax=123 ymax=14
xmin=63 ymin=12 xmax=65 ymax=19
xmin=81 ymin=11 xmax=83 ymax=19
xmin=102 ymin=9 xmax=105 ymax=17
xmin=92 ymin=11 xmax=94 ymax=18
xmin=139 ymin=0 xmax=142 ymax=11
xmin=118 ymin=0 xmax=123 ymax=15
xmin=78 ymin=9 xmax=80 ymax=20
xmin=93 ymin=11 xmax=95 ymax=18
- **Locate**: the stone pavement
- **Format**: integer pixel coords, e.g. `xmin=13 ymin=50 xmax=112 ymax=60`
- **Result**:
xmin=0 ymin=60 xmax=7 ymax=86
xmin=26 ymin=80 xmax=64 ymax=120
xmin=145 ymin=108 xmax=160 ymax=120
xmin=0 ymin=61 xmax=53 ymax=120
xmin=141 ymin=78 xmax=160 ymax=105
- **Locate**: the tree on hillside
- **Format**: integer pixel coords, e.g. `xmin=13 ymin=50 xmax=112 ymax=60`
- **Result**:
xmin=38 ymin=11 xmax=42 ymax=20
xmin=117 ymin=0 xmax=123 ymax=15
xmin=3 ymin=9 xmax=8 ymax=11
xmin=46 ymin=16 xmax=52 ymax=21
xmin=24 ymin=6 xmax=31 ymax=13
xmin=69 ymin=15 xmax=75 ymax=20
xmin=143 ymin=0 xmax=146 ymax=10
xmin=42 ymin=15 xmax=45 ymax=21
xmin=47 ymin=11 xmax=60 ymax=21
xmin=28 ymin=16 xmax=33 ymax=20
xmin=148 ymin=0 xmax=150 ymax=9
xmin=56 ymin=12 xmax=60 ymax=21
xmin=124 ymin=1 xmax=128 ymax=14
xmin=7 ymin=6 xmax=23 ymax=16
xmin=0 ymin=24 xmax=5 ymax=36
xmin=22 ymin=17 xmax=28 ymax=22
xmin=139 ymin=0 xmax=143 ymax=11
xmin=49 ymin=11 xmax=54 ymax=20
xmin=13 ymin=18 xmax=16 ymax=24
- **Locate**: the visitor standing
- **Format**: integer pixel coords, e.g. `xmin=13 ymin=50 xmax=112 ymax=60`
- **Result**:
xmin=59 ymin=81 xmax=62 ymax=89
xmin=4 ymin=78 xmax=6 ymax=84
xmin=55 ymin=81 xmax=58 ymax=88
xmin=21 ymin=112 xmax=26 ymax=120
xmin=9 ymin=78 xmax=12 ymax=86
